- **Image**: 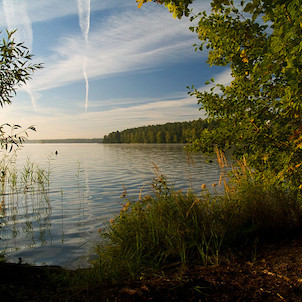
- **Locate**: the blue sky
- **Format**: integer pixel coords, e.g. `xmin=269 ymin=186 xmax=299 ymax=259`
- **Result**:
xmin=0 ymin=0 xmax=231 ymax=139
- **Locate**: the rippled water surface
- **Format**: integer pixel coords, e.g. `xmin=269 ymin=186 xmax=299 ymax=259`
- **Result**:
xmin=0 ymin=144 xmax=226 ymax=268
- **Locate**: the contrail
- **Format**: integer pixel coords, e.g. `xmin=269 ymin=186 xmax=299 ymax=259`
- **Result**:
xmin=77 ymin=0 xmax=91 ymax=112
xmin=2 ymin=0 xmax=37 ymax=111
xmin=77 ymin=0 xmax=90 ymax=44
xmin=83 ymin=57 xmax=89 ymax=112
xmin=23 ymin=84 xmax=38 ymax=112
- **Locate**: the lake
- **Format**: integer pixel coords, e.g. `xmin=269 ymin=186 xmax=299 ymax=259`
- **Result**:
xmin=0 ymin=143 xmax=228 ymax=268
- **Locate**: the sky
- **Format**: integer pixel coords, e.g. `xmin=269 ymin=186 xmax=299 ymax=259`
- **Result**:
xmin=0 ymin=0 xmax=231 ymax=139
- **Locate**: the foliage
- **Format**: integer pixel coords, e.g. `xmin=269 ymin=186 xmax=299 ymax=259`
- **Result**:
xmin=0 ymin=29 xmax=42 ymax=150
xmin=94 ymin=162 xmax=302 ymax=282
xmin=139 ymin=0 xmax=302 ymax=188
xmin=137 ymin=0 xmax=193 ymax=18
xmin=103 ymin=119 xmax=217 ymax=143
xmin=225 ymin=160 xmax=302 ymax=244
xmin=0 ymin=123 xmax=36 ymax=152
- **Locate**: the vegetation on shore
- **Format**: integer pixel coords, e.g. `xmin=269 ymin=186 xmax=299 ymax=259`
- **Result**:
xmin=93 ymin=153 xmax=302 ymax=284
xmin=103 ymin=119 xmax=217 ymax=144
xmin=0 ymin=30 xmax=42 ymax=151
xmin=138 ymin=0 xmax=302 ymax=189
xmin=93 ymin=0 xmax=302 ymax=294
xmin=1 ymin=234 xmax=302 ymax=301
xmin=0 ymin=152 xmax=52 ymax=257
xmin=2 ymin=153 xmax=301 ymax=301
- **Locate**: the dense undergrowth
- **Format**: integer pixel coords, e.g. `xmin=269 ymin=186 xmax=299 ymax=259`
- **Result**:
xmin=93 ymin=154 xmax=302 ymax=284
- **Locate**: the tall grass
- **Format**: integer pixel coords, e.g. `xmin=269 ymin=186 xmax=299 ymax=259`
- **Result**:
xmin=0 ymin=153 xmax=51 ymax=198
xmin=93 ymin=154 xmax=302 ymax=283
xmin=0 ymin=152 xmax=52 ymax=256
xmin=225 ymin=160 xmax=302 ymax=244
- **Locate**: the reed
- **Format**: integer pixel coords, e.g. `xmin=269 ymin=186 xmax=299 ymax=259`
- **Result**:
xmin=94 ymin=167 xmax=226 ymax=282
xmin=0 ymin=153 xmax=52 ymax=255
xmin=93 ymin=155 xmax=302 ymax=283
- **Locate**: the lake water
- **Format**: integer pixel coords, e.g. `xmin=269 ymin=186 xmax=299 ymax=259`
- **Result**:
xmin=0 ymin=144 xmax=228 ymax=268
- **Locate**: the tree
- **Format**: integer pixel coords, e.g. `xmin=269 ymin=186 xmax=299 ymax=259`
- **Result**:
xmin=103 ymin=119 xmax=210 ymax=143
xmin=137 ymin=0 xmax=193 ymax=18
xmin=138 ymin=0 xmax=302 ymax=187
xmin=0 ymin=30 xmax=42 ymax=151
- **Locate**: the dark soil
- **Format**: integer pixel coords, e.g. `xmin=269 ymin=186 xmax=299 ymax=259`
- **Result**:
xmin=1 ymin=235 xmax=302 ymax=301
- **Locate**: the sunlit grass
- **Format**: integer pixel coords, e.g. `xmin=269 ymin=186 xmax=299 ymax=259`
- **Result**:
xmin=93 ymin=157 xmax=302 ymax=283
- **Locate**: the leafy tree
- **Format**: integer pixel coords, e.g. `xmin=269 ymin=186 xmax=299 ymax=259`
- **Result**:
xmin=103 ymin=119 xmax=211 ymax=144
xmin=137 ymin=0 xmax=193 ymax=18
xmin=0 ymin=30 xmax=42 ymax=151
xmin=138 ymin=0 xmax=302 ymax=187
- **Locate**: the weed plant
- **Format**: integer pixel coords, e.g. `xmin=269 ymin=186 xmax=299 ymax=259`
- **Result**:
xmin=94 ymin=157 xmax=302 ymax=283
xmin=0 ymin=152 xmax=51 ymax=255
xmin=225 ymin=162 xmax=302 ymax=245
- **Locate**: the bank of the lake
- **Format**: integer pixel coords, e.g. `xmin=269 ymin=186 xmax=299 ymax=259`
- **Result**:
xmin=1 ymin=144 xmax=301 ymax=301
xmin=0 ymin=143 xmax=226 ymax=268
xmin=1 ymin=232 xmax=302 ymax=301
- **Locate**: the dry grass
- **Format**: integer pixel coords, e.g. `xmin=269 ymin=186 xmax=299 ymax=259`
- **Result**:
xmin=93 ymin=154 xmax=302 ymax=283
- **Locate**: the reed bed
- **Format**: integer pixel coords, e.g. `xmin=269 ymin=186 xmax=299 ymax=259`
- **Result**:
xmin=94 ymin=154 xmax=302 ymax=283
xmin=0 ymin=153 xmax=51 ymax=256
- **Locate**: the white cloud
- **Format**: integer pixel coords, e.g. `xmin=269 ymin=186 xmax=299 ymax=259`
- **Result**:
xmin=24 ymin=5 xmax=199 ymax=92
xmin=198 ymin=68 xmax=233 ymax=92
xmin=0 ymin=0 xmax=132 ymax=27
xmin=0 ymin=88 xmax=203 ymax=139
xmin=2 ymin=0 xmax=32 ymax=48
xmin=2 ymin=0 xmax=40 ymax=111
xmin=0 ymin=0 xmax=222 ymax=139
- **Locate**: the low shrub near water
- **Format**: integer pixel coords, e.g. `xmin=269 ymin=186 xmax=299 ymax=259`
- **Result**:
xmin=94 ymin=163 xmax=302 ymax=283
xmin=225 ymin=164 xmax=302 ymax=245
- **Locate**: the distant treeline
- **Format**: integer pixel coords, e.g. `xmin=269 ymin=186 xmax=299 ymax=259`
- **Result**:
xmin=27 ymin=138 xmax=102 ymax=144
xmin=103 ymin=119 xmax=216 ymax=144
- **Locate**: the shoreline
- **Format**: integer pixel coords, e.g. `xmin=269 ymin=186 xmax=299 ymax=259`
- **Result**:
xmin=1 ymin=233 xmax=302 ymax=301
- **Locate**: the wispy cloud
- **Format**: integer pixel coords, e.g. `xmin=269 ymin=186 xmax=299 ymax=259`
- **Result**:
xmin=0 ymin=88 xmax=203 ymax=139
xmin=27 ymin=6 xmax=199 ymax=93
xmin=2 ymin=0 xmax=32 ymax=48
xmin=2 ymin=0 xmax=39 ymax=111
xmin=199 ymin=68 xmax=233 ymax=92
xmin=77 ymin=0 xmax=91 ymax=111
xmin=77 ymin=0 xmax=90 ymax=44
xmin=0 ymin=0 xmax=131 ymax=27
xmin=0 ymin=0 xmax=228 ymax=140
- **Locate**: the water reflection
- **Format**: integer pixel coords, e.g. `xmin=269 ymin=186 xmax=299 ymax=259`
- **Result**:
xmin=0 ymin=154 xmax=52 ymax=254
xmin=0 ymin=144 xmax=230 ymax=268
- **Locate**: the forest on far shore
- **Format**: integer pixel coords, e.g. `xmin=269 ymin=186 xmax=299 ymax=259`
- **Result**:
xmin=103 ymin=119 xmax=216 ymax=144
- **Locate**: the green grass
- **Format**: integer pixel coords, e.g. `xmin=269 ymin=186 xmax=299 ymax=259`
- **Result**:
xmin=0 ymin=154 xmax=51 ymax=198
xmin=93 ymin=161 xmax=302 ymax=283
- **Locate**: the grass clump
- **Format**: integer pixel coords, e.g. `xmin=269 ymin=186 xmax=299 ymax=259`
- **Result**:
xmin=95 ymin=183 xmax=223 ymax=282
xmin=94 ymin=161 xmax=302 ymax=283
xmin=225 ymin=166 xmax=302 ymax=245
